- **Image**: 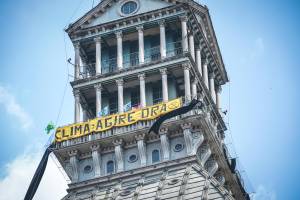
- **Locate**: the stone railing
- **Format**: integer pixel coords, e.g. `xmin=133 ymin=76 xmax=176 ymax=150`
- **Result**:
xmin=78 ymin=41 xmax=183 ymax=79
xmin=56 ymin=103 xmax=202 ymax=149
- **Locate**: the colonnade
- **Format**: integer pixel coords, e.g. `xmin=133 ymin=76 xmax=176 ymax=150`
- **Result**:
xmin=73 ymin=16 xmax=223 ymax=123
xmin=73 ymin=65 xmax=222 ymax=122
xmin=73 ymin=64 xmax=193 ymax=122
xmin=73 ymin=17 xmax=189 ymax=80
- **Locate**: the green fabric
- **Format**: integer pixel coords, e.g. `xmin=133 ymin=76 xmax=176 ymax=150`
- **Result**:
xmin=45 ymin=122 xmax=55 ymax=134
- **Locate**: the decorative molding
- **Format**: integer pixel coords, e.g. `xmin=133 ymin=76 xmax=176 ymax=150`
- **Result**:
xmin=90 ymin=143 xmax=100 ymax=151
xmin=155 ymin=171 xmax=168 ymax=200
xmin=115 ymin=31 xmax=123 ymax=38
xmin=181 ymin=123 xmax=193 ymax=155
xmin=178 ymin=165 xmax=192 ymax=196
xmin=135 ymin=133 xmax=147 ymax=166
xmin=94 ymin=83 xmax=102 ymax=90
xmin=179 ymin=15 xmax=188 ymax=22
xmin=205 ymin=158 xmax=219 ymax=176
xmin=192 ymin=131 xmax=204 ymax=155
xmin=73 ymin=89 xmax=81 ymax=97
xmin=159 ymin=127 xmax=170 ymax=161
xmin=159 ymin=68 xmax=167 ymax=75
xmin=73 ymin=42 xmax=80 ymax=49
xmin=94 ymin=37 xmax=101 ymax=43
xmin=136 ymin=25 xmax=143 ymax=32
xmin=182 ymin=63 xmax=190 ymax=71
xmin=138 ymin=73 xmax=145 ymax=81
xmin=68 ymin=149 xmax=78 ymax=157
xmin=116 ymin=78 xmax=124 ymax=86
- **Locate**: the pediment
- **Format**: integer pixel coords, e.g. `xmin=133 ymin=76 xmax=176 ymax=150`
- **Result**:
xmin=68 ymin=0 xmax=175 ymax=33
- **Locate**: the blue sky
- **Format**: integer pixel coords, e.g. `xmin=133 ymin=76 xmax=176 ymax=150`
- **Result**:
xmin=0 ymin=0 xmax=299 ymax=199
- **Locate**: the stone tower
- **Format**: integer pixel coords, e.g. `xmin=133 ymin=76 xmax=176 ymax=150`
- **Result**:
xmin=53 ymin=0 xmax=248 ymax=199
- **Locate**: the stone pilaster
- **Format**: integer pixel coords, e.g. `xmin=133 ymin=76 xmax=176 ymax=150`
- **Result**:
xmin=135 ymin=133 xmax=147 ymax=167
xmin=68 ymin=149 xmax=79 ymax=182
xmin=159 ymin=127 xmax=170 ymax=161
xmin=181 ymin=123 xmax=193 ymax=155
xmin=113 ymin=139 xmax=124 ymax=172
xmin=90 ymin=144 xmax=101 ymax=177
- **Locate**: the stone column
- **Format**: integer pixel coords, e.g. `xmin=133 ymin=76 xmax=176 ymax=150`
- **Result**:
xmin=183 ymin=64 xmax=191 ymax=102
xmin=68 ymin=149 xmax=79 ymax=182
xmin=189 ymin=34 xmax=195 ymax=60
xmin=116 ymin=79 xmax=124 ymax=113
xmin=135 ymin=133 xmax=147 ymax=167
xmin=159 ymin=127 xmax=170 ymax=161
xmin=216 ymin=85 xmax=222 ymax=110
xmin=180 ymin=16 xmax=188 ymax=52
xmin=113 ymin=139 xmax=124 ymax=172
xmin=209 ymin=72 xmax=216 ymax=103
xmin=195 ymin=47 xmax=202 ymax=76
xmin=137 ymin=26 xmax=144 ymax=64
xmin=116 ymin=31 xmax=123 ymax=70
xmin=203 ymin=58 xmax=209 ymax=88
xmin=191 ymin=79 xmax=197 ymax=99
xmin=181 ymin=123 xmax=192 ymax=155
xmin=138 ymin=73 xmax=146 ymax=108
xmin=90 ymin=144 xmax=101 ymax=177
xmin=82 ymin=108 xmax=88 ymax=121
xmin=74 ymin=42 xmax=80 ymax=80
xmin=159 ymin=20 xmax=166 ymax=59
xmin=94 ymin=83 xmax=102 ymax=117
xmin=94 ymin=37 xmax=102 ymax=75
xmin=160 ymin=68 xmax=168 ymax=102
xmin=74 ymin=90 xmax=81 ymax=123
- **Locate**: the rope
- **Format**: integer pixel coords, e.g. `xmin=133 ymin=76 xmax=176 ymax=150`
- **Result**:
xmin=49 ymin=153 xmax=71 ymax=183
xmin=54 ymin=32 xmax=70 ymax=127
xmin=64 ymin=0 xmax=85 ymax=29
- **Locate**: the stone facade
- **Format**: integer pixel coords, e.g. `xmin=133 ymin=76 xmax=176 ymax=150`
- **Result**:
xmin=53 ymin=0 xmax=248 ymax=199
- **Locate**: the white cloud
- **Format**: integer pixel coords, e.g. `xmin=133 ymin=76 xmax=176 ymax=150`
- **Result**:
xmin=0 ymin=147 xmax=68 ymax=200
xmin=252 ymin=184 xmax=277 ymax=200
xmin=0 ymin=85 xmax=33 ymax=130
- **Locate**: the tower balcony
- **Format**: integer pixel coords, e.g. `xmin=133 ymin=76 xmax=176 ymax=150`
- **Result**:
xmin=79 ymin=41 xmax=183 ymax=79
xmin=55 ymin=96 xmax=222 ymax=150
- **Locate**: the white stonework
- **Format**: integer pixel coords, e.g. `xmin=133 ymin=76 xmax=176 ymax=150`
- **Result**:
xmin=54 ymin=0 xmax=248 ymax=199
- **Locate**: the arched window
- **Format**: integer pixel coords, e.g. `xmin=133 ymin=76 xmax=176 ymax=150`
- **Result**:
xmin=107 ymin=161 xmax=114 ymax=174
xmin=152 ymin=149 xmax=160 ymax=163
